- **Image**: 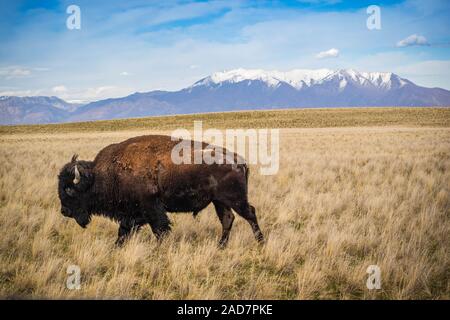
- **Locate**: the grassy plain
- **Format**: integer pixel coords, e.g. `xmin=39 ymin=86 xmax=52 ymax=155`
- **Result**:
xmin=0 ymin=107 xmax=449 ymax=299
xmin=1 ymin=107 xmax=448 ymax=134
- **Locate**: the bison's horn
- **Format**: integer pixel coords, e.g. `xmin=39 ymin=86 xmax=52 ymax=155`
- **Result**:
xmin=73 ymin=165 xmax=81 ymax=184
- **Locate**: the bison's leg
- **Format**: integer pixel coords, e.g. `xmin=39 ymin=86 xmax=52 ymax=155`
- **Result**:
xmin=115 ymin=220 xmax=142 ymax=246
xmin=232 ymin=202 xmax=264 ymax=244
xmin=215 ymin=172 xmax=264 ymax=244
xmin=213 ymin=201 xmax=235 ymax=248
xmin=149 ymin=214 xmax=171 ymax=240
xmin=143 ymin=202 xmax=171 ymax=241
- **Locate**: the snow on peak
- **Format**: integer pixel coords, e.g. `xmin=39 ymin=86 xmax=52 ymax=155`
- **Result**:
xmin=210 ymin=68 xmax=281 ymax=87
xmin=194 ymin=68 xmax=406 ymax=90
xmin=195 ymin=68 xmax=334 ymax=89
xmin=276 ymin=69 xmax=334 ymax=88
xmin=361 ymin=71 xmax=394 ymax=87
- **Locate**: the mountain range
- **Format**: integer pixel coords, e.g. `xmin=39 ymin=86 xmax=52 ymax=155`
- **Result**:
xmin=1 ymin=68 xmax=450 ymax=125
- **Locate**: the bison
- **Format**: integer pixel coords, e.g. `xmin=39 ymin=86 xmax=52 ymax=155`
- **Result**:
xmin=57 ymin=135 xmax=264 ymax=247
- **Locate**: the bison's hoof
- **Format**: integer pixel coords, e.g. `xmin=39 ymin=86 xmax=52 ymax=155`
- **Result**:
xmin=217 ymin=241 xmax=228 ymax=249
xmin=256 ymin=234 xmax=265 ymax=245
xmin=115 ymin=238 xmax=126 ymax=247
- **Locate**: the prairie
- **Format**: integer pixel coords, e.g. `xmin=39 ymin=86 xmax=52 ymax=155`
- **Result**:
xmin=0 ymin=108 xmax=449 ymax=299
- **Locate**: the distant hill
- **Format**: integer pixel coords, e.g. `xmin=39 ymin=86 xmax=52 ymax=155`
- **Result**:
xmin=0 ymin=96 xmax=82 ymax=125
xmin=2 ymin=68 xmax=450 ymax=125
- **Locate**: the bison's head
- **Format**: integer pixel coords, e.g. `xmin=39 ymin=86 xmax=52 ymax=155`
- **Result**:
xmin=58 ymin=155 xmax=94 ymax=228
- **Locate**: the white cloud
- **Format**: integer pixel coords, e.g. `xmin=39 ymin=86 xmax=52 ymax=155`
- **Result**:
xmin=57 ymin=86 xmax=133 ymax=102
xmin=392 ymin=60 xmax=450 ymax=89
xmin=316 ymin=48 xmax=339 ymax=59
xmin=65 ymin=86 xmax=135 ymax=102
xmin=0 ymin=66 xmax=32 ymax=79
xmin=150 ymin=1 xmax=234 ymax=26
xmin=0 ymin=66 xmax=49 ymax=80
xmin=396 ymin=34 xmax=429 ymax=47
xmin=0 ymin=89 xmax=44 ymax=96
xmin=1 ymin=85 xmax=135 ymax=102
xmin=120 ymin=71 xmax=130 ymax=76
xmin=393 ymin=60 xmax=450 ymax=76
xmin=52 ymin=85 xmax=67 ymax=93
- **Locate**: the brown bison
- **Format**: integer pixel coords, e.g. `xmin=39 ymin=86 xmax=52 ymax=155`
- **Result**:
xmin=58 ymin=135 xmax=264 ymax=247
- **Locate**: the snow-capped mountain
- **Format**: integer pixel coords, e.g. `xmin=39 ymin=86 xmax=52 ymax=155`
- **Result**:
xmin=1 ymin=68 xmax=449 ymax=125
xmin=194 ymin=68 xmax=411 ymax=91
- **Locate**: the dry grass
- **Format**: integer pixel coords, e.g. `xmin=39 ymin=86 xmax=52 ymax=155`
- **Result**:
xmin=1 ymin=107 xmax=449 ymax=135
xmin=0 ymin=108 xmax=449 ymax=299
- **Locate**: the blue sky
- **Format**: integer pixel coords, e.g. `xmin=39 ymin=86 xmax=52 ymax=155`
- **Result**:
xmin=1 ymin=0 xmax=449 ymax=102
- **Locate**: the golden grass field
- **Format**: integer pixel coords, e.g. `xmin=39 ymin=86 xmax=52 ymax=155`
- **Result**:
xmin=0 ymin=107 xmax=449 ymax=299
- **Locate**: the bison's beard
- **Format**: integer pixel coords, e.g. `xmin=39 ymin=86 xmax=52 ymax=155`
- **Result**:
xmin=74 ymin=212 xmax=91 ymax=228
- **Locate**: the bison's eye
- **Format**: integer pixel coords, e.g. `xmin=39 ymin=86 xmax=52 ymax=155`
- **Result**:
xmin=65 ymin=187 xmax=76 ymax=197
